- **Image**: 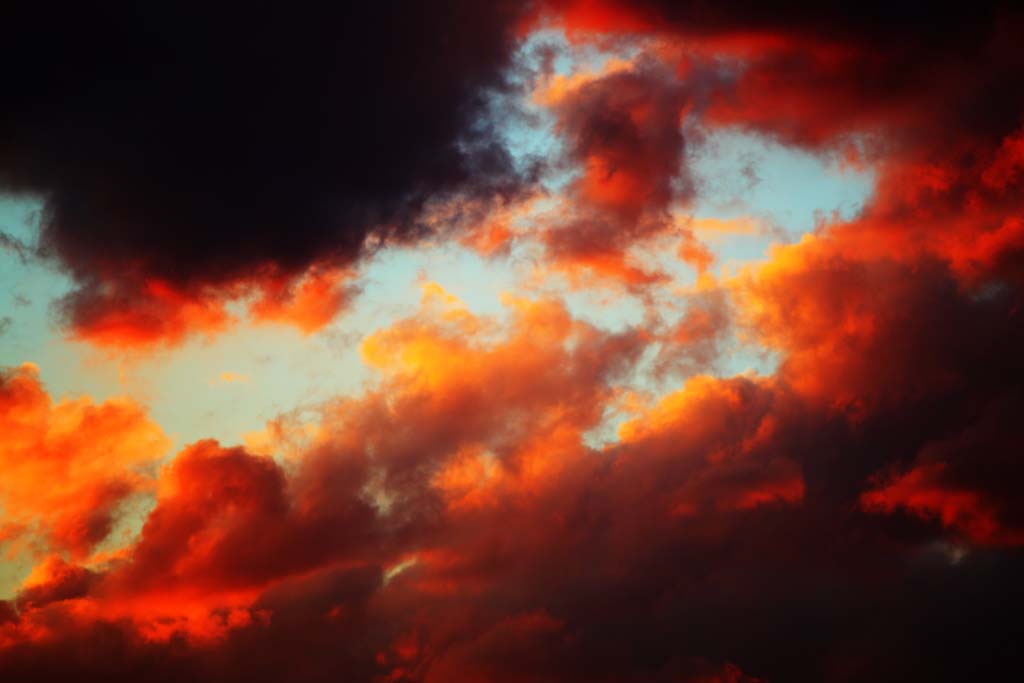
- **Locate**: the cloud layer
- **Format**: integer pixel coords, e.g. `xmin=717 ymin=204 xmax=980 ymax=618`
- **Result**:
xmin=3 ymin=1 xmax=1024 ymax=681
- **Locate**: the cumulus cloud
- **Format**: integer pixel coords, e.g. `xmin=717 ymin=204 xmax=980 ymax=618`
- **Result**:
xmin=0 ymin=364 xmax=169 ymax=558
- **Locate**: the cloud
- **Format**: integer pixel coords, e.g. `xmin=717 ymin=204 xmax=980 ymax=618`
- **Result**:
xmin=58 ymin=262 xmax=367 ymax=350
xmin=3 ymin=251 xmax=1024 ymax=680
xmin=536 ymin=1 xmax=1024 ymax=155
xmin=861 ymin=394 xmax=1024 ymax=546
xmin=537 ymin=54 xmax=710 ymax=288
xmin=247 ymin=267 xmax=360 ymax=335
xmin=1 ymin=2 xmax=534 ymax=348
xmin=4 ymin=2 xmax=1024 ymax=681
xmin=0 ymin=363 xmax=169 ymax=559
xmin=1 ymin=287 xmax=808 ymax=680
xmin=652 ymin=277 xmax=733 ymax=377
xmin=213 ymin=372 xmax=249 ymax=385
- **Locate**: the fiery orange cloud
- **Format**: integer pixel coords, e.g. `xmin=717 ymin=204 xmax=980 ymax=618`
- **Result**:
xmin=0 ymin=363 xmax=169 ymax=559
xmin=722 ymin=120 xmax=1024 ymax=553
xmin=458 ymin=221 xmax=515 ymax=258
xmin=2 ymin=282 xmax=804 ymax=672
xmin=248 ymin=266 xmax=359 ymax=335
xmin=2 ymin=287 xmax=646 ymax=651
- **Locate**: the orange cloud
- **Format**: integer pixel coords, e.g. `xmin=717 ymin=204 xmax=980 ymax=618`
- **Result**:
xmin=617 ymin=375 xmax=804 ymax=514
xmin=0 ymin=363 xmax=169 ymax=559
xmin=249 ymin=266 xmax=359 ymax=335
xmin=5 ymin=211 xmax=1024 ymax=678
xmin=532 ymin=57 xmax=636 ymax=107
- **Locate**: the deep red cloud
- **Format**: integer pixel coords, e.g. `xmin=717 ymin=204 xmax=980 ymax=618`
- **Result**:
xmin=861 ymin=393 xmax=1024 ymax=546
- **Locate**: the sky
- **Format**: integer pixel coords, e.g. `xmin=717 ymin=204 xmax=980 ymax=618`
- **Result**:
xmin=1 ymin=2 xmax=1023 ymax=681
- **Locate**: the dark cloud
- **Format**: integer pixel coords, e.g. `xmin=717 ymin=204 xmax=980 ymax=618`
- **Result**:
xmin=0 ymin=1 xmax=533 ymax=344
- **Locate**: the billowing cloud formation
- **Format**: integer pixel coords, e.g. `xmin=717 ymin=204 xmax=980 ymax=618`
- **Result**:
xmin=0 ymin=364 xmax=168 ymax=559
xmin=0 ymin=289 xmax=799 ymax=679
xmin=4 ymin=1 xmax=1024 ymax=681
xmin=5 ymin=245 xmax=1024 ymax=681
xmin=1 ymin=2 xmax=531 ymax=347
xmin=539 ymin=56 xmax=704 ymax=286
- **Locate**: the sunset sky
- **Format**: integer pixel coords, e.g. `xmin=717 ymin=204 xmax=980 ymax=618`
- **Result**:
xmin=2 ymin=2 xmax=1023 ymax=681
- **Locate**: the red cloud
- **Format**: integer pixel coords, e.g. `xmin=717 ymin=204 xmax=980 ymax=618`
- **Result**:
xmin=861 ymin=395 xmax=1024 ymax=546
xmin=537 ymin=56 xmax=709 ymax=288
xmin=62 ymin=264 xmax=359 ymax=350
